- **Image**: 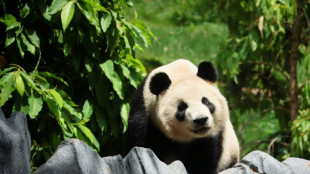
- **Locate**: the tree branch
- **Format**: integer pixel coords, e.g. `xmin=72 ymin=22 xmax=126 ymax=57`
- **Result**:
xmin=289 ymin=0 xmax=303 ymax=122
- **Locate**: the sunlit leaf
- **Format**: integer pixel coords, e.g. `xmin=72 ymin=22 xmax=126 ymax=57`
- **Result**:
xmin=100 ymin=60 xmax=124 ymax=99
xmin=48 ymin=0 xmax=67 ymax=15
xmin=20 ymin=71 xmax=37 ymax=89
xmin=76 ymin=2 xmax=101 ymax=33
xmin=2 ymin=14 xmax=20 ymax=30
xmin=28 ymin=93 xmax=43 ymax=119
xmin=100 ymin=13 xmax=112 ymax=32
xmin=61 ymin=1 xmax=75 ymax=31
xmin=15 ymin=72 xmax=25 ymax=96
xmin=80 ymin=0 xmax=107 ymax=12
xmin=125 ymin=0 xmax=133 ymax=7
xmin=120 ymin=102 xmax=130 ymax=132
xmin=45 ymin=95 xmax=72 ymax=138
xmin=82 ymin=100 xmax=93 ymax=120
xmin=0 ymin=72 xmax=15 ymax=106
xmin=49 ymin=89 xmax=64 ymax=108
xmin=120 ymin=64 xmax=139 ymax=88
xmin=63 ymin=101 xmax=82 ymax=121
xmin=76 ymin=124 xmax=100 ymax=150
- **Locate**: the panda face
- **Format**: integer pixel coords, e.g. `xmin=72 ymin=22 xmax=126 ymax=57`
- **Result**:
xmin=176 ymin=96 xmax=215 ymax=132
xmin=153 ymin=77 xmax=228 ymax=142
xmin=145 ymin=60 xmax=228 ymax=142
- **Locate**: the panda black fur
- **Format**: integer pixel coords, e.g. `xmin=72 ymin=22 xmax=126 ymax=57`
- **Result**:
xmin=127 ymin=59 xmax=239 ymax=174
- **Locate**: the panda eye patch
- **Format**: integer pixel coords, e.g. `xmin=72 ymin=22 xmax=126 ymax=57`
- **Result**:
xmin=176 ymin=102 xmax=187 ymax=121
xmin=178 ymin=102 xmax=188 ymax=111
xmin=202 ymin=97 xmax=209 ymax=105
xmin=202 ymin=97 xmax=215 ymax=113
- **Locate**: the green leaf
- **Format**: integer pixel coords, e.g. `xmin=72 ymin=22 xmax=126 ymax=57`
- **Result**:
xmin=45 ymin=95 xmax=71 ymax=137
xmin=132 ymin=19 xmax=154 ymax=44
xmin=80 ymin=0 xmax=107 ymax=12
xmin=82 ymin=100 xmax=93 ymax=120
xmin=120 ymin=64 xmax=138 ymax=88
xmin=28 ymin=93 xmax=43 ymax=119
xmin=15 ymin=72 xmax=25 ymax=96
xmin=39 ymin=72 xmax=68 ymax=86
xmin=13 ymin=95 xmax=29 ymax=115
xmin=126 ymin=55 xmax=147 ymax=74
xmin=100 ymin=60 xmax=124 ymax=100
xmin=49 ymin=89 xmax=63 ymax=108
xmin=128 ymin=24 xmax=148 ymax=47
xmin=3 ymin=14 xmax=20 ymax=30
xmin=5 ymin=30 xmax=16 ymax=47
xmin=16 ymin=35 xmax=25 ymax=57
xmin=95 ymin=107 xmax=107 ymax=132
xmin=61 ymin=111 xmax=74 ymax=134
xmin=0 ymin=67 xmax=15 ymax=77
xmin=20 ymin=3 xmax=31 ymax=19
xmin=249 ymin=30 xmax=258 ymax=51
xmin=76 ymin=125 xmax=100 ymax=150
xmin=25 ymin=29 xmax=40 ymax=48
xmin=0 ymin=72 xmax=15 ymax=106
xmin=76 ymin=2 xmax=101 ymax=34
xmin=125 ymin=0 xmax=134 ymax=7
xmin=63 ymin=101 xmax=82 ymax=121
xmin=48 ymin=0 xmax=68 ymax=15
xmin=120 ymin=102 xmax=130 ymax=132
xmin=20 ymin=33 xmax=36 ymax=55
xmin=61 ymin=1 xmax=75 ymax=31
xmin=20 ymin=71 xmax=37 ymax=90
xmin=44 ymin=95 xmax=61 ymax=117
xmin=100 ymin=13 xmax=112 ymax=32
xmin=33 ymin=73 xmax=48 ymax=83
xmin=84 ymin=56 xmax=95 ymax=73
xmin=52 ymin=132 xmax=61 ymax=149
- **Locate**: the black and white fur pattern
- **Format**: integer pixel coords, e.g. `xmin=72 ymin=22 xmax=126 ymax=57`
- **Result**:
xmin=127 ymin=59 xmax=239 ymax=174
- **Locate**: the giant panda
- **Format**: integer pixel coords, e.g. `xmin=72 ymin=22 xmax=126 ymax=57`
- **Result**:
xmin=127 ymin=59 xmax=239 ymax=174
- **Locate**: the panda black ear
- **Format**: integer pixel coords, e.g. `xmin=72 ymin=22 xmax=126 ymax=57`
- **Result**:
xmin=149 ymin=72 xmax=171 ymax=95
xmin=197 ymin=61 xmax=218 ymax=82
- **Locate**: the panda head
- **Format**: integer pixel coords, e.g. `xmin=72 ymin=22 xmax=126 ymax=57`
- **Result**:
xmin=145 ymin=60 xmax=229 ymax=142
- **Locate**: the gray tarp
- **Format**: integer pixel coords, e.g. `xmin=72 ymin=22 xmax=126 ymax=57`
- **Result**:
xmin=1 ymin=110 xmax=309 ymax=174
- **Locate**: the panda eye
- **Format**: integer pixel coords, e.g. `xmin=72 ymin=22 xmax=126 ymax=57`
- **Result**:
xmin=202 ymin=97 xmax=215 ymax=113
xmin=202 ymin=97 xmax=209 ymax=105
xmin=178 ymin=102 xmax=188 ymax=111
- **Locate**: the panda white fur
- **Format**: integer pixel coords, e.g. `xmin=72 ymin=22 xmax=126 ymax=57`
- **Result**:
xmin=127 ymin=59 xmax=239 ymax=174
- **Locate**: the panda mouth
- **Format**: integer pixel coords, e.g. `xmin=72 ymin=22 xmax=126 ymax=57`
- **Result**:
xmin=191 ymin=127 xmax=210 ymax=134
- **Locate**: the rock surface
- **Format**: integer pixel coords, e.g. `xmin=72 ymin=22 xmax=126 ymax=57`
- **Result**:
xmin=34 ymin=139 xmax=187 ymax=174
xmin=1 ymin=109 xmax=310 ymax=174
xmin=0 ymin=109 xmax=31 ymax=174
xmin=220 ymin=151 xmax=310 ymax=174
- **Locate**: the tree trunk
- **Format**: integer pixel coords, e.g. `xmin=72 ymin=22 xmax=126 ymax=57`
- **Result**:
xmin=289 ymin=0 xmax=302 ymax=123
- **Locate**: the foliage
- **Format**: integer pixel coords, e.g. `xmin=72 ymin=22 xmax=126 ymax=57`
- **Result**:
xmin=212 ymin=0 xmax=310 ymax=159
xmin=292 ymin=109 xmax=310 ymax=158
xmin=0 ymin=0 xmax=153 ymax=170
xmin=291 ymin=42 xmax=310 ymax=158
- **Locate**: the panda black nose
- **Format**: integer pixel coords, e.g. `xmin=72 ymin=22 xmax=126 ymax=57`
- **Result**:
xmin=193 ymin=117 xmax=208 ymax=126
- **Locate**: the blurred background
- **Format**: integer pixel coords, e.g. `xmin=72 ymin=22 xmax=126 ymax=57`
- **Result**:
xmin=0 ymin=0 xmax=309 ymax=171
